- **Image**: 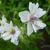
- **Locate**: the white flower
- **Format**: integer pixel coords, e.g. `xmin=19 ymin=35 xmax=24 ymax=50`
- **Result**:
xmin=1 ymin=21 xmax=21 ymax=45
xmin=19 ymin=2 xmax=46 ymax=36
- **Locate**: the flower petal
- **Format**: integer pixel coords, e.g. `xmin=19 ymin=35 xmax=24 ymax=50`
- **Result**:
xmin=11 ymin=26 xmax=20 ymax=45
xmin=34 ymin=8 xmax=46 ymax=18
xmin=0 ymin=26 xmax=3 ymax=33
xmin=1 ymin=15 xmax=7 ymax=25
xmin=4 ymin=23 xmax=10 ymax=31
xmin=0 ymin=26 xmax=5 ymax=33
xmin=19 ymin=11 xmax=30 ymax=23
xmin=32 ymin=24 xmax=39 ymax=32
xmin=27 ymin=22 xmax=33 ymax=36
xmin=29 ymin=2 xmax=39 ymax=14
xmin=11 ymin=35 xmax=19 ymax=45
xmin=4 ymin=21 xmax=13 ymax=32
xmin=1 ymin=32 xmax=11 ymax=40
xmin=13 ymin=26 xmax=21 ymax=37
xmin=10 ymin=21 xmax=13 ymax=27
xmin=34 ymin=20 xmax=46 ymax=29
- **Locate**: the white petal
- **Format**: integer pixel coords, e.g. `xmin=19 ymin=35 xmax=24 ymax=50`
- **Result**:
xmin=11 ymin=27 xmax=20 ymax=45
xmin=27 ymin=22 xmax=33 ymax=36
xmin=34 ymin=8 xmax=46 ymax=18
xmin=29 ymin=2 xmax=39 ymax=14
xmin=10 ymin=21 xmax=13 ymax=26
xmin=32 ymin=24 xmax=39 ymax=32
xmin=11 ymin=39 xmax=19 ymax=45
xmin=11 ymin=35 xmax=19 ymax=45
xmin=15 ymin=30 xmax=20 ymax=37
xmin=19 ymin=11 xmax=30 ymax=23
xmin=1 ymin=15 xmax=7 ymax=25
xmin=36 ymin=3 xmax=39 ymax=7
xmin=2 ymin=15 xmax=7 ymax=22
xmin=1 ymin=32 xmax=11 ymax=40
xmin=0 ymin=26 xmax=5 ymax=33
xmin=4 ymin=21 xmax=13 ymax=31
xmin=0 ymin=26 xmax=3 ymax=33
xmin=34 ymin=20 xmax=46 ymax=29
xmin=4 ymin=23 xmax=10 ymax=31
xmin=14 ymin=26 xmax=20 ymax=37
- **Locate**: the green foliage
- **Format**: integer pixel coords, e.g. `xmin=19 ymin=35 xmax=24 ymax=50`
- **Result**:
xmin=0 ymin=0 xmax=50 ymax=50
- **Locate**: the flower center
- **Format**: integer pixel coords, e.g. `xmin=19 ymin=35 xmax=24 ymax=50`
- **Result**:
xmin=10 ymin=28 xmax=15 ymax=34
xmin=30 ymin=17 xmax=37 ymax=22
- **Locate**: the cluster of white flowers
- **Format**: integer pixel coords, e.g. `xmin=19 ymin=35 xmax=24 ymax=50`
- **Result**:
xmin=0 ymin=2 xmax=46 ymax=45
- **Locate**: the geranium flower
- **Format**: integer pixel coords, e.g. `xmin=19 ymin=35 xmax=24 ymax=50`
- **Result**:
xmin=1 ymin=21 xmax=21 ymax=45
xmin=19 ymin=2 xmax=46 ymax=36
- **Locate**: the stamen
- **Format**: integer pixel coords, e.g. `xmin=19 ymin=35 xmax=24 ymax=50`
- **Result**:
xmin=10 ymin=29 xmax=15 ymax=34
xmin=30 ymin=16 xmax=37 ymax=22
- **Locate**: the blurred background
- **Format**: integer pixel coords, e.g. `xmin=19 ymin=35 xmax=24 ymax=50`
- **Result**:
xmin=0 ymin=0 xmax=50 ymax=50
